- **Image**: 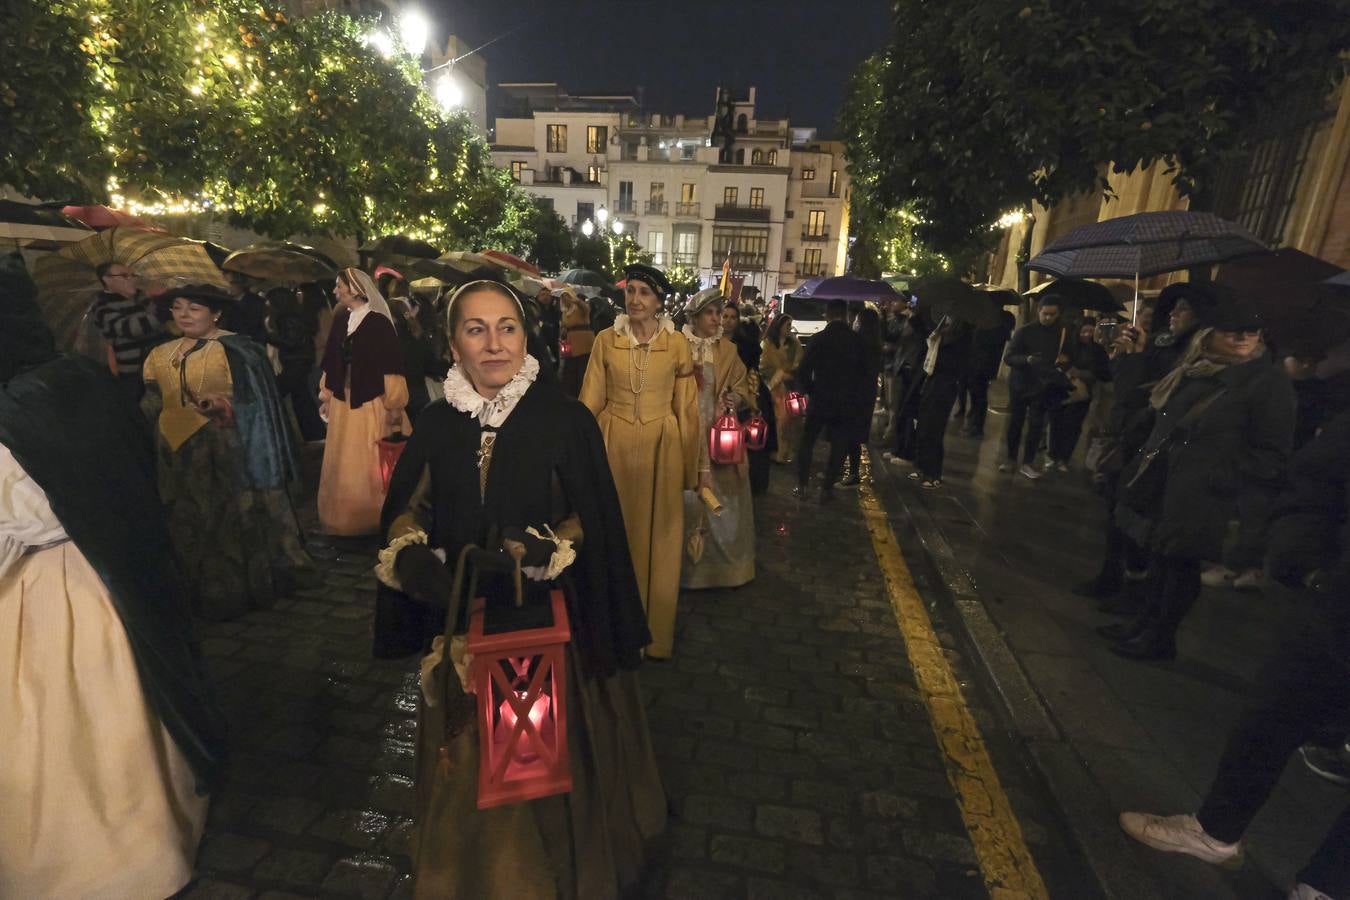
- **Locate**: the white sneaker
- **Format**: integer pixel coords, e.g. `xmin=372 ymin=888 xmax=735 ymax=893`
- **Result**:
xmin=997 ymin=460 xmax=1016 ymax=473
xmin=1018 ymin=464 xmax=1043 ymax=481
xmin=1232 ymin=569 xmax=1266 ymax=591
xmin=1289 ymin=882 xmax=1334 ymax=900
xmin=1201 ymin=565 xmax=1236 ymax=588
xmin=1118 ymin=812 xmax=1242 ymax=866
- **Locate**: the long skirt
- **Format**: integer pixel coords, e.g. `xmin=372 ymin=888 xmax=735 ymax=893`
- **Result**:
xmin=160 ymin=425 xmax=312 ymax=621
xmin=0 ymin=542 xmax=208 ymax=899
xmin=318 ymin=395 xmax=409 ymax=536
xmin=595 ymin=411 xmax=685 ymax=658
xmin=412 ymin=644 xmax=666 ymax=898
xmin=770 ymin=384 xmax=802 ymax=464
xmin=682 ymin=462 xmax=755 ymax=589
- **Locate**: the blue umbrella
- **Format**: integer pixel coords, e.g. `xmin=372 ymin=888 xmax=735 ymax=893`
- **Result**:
xmin=789 ymin=275 xmax=900 ymax=302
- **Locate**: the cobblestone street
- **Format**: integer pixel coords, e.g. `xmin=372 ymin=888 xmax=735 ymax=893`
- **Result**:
xmin=182 ymin=459 xmax=1092 ymax=899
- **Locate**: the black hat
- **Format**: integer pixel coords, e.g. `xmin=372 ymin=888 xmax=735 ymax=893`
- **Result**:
xmin=1208 ymin=292 xmax=1263 ymax=332
xmin=623 ymin=263 xmax=672 ymax=297
xmin=1158 ymin=281 xmax=1222 ymax=321
xmin=167 ymin=284 xmax=233 ymax=310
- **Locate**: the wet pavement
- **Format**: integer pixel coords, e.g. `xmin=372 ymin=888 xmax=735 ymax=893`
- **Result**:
xmin=180 ymin=440 xmax=1098 ymax=898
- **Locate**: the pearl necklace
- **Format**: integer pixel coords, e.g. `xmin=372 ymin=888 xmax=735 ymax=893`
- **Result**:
xmin=628 ymin=341 xmax=654 ymax=396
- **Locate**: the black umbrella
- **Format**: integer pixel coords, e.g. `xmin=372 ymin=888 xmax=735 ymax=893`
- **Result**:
xmin=1026 ymin=211 xmax=1270 ymax=279
xmin=559 ymin=268 xmax=611 ymax=289
xmin=1024 ymin=279 xmax=1124 ymax=314
xmin=909 ymin=277 xmax=1000 ymax=328
xmin=972 ymin=283 xmax=1021 ymax=306
xmin=361 ymin=235 xmax=442 ymax=263
xmin=223 ymin=241 xmax=339 ymax=284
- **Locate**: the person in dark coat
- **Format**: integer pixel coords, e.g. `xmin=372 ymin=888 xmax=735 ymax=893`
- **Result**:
xmin=794 ymin=299 xmax=869 ymax=502
xmin=1104 ymin=295 xmax=1296 ymax=660
xmin=842 ymin=306 xmax=884 ymax=486
xmin=1118 ymin=408 xmax=1350 ymax=900
xmin=1000 ymin=297 xmax=1070 ymax=479
xmin=883 ymin=304 xmax=929 ymax=449
xmin=958 ymin=307 xmax=1016 ymax=438
xmin=1046 ymin=320 xmax=1113 ymax=471
xmin=725 ymin=304 xmax=777 ymax=495
xmin=906 ymin=316 xmax=973 ymax=488
xmin=265 ymin=286 xmax=325 ymax=441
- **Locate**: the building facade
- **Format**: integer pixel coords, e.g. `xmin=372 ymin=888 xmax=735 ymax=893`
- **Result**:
xmin=490 ymin=85 xmax=851 ymax=296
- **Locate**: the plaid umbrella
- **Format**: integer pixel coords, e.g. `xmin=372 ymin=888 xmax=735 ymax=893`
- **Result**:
xmin=31 ymin=226 xmax=229 ymax=348
xmin=481 ymin=249 xmax=542 ymax=278
xmin=1026 ymin=211 xmax=1269 ymax=279
xmin=222 ymin=241 xmax=338 ymax=284
xmin=0 ymin=200 xmax=94 ymax=249
xmin=62 ymin=204 xmax=166 ymax=233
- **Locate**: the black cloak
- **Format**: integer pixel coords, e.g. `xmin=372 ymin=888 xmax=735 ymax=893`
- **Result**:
xmin=0 ymin=356 xmax=228 ymax=791
xmin=372 ymin=380 xmax=651 ymax=677
xmin=320 ymin=308 xmax=405 ymax=409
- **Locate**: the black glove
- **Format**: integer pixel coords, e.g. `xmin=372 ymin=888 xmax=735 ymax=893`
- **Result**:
xmin=501 ymin=526 xmax=556 ymax=568
xmin=395 ymin=543 xmax=454 ymax=607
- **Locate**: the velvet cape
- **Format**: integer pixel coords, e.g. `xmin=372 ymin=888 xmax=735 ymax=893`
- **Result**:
xmin=219 ymin=333 xmax=299 ymax=490
xmin=0 ymin=356 xmax=228 ymax=791
xmin=372 ymin=380 xmax=651 ymax=677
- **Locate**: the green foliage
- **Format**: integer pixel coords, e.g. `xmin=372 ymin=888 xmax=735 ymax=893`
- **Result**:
xmin=840 ymin=0 xmax=1350 ymax=255
xmin=664 ymin=263 xmax=701 ymax=297
xmin=1 ymin=0 xmax=538 ymax=252
xmin=570 ymin=232 xmax=651 ymax=282
xmin=523 ymin=199 xmax=573 ymax=272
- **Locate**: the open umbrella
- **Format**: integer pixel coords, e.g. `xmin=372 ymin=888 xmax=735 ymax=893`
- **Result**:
xmin=1027 ymin=211 xmax=1268 ymax=280
xmin=0 ymin=200 xmax=94 ymax=249
xmin=559 ymin=268 xmax=611 ymax=290
xmin=1024 ymin=279 xmax=1124 ymax=313
xmin=360 ymin=235 xmax=441 ymax=260
xmin=223 ymin=241 xmax=338 ymax=284
xmin=1216 ymin=248 xmax=1344 ymax=309
xmin=790 ymin=275 xmax=900 ymax=303
xmin=61 ymin=204 xmax=166 ymax=233
xmin=908 ymin=277 xmax=1000 ymax=328
xmin=480 ymin=249 xmax=542 ymax=278
xmin=972 ymin=283 xmax=1021 ymax=307
xmin=31 ymin=226 xmax=229 ymax=347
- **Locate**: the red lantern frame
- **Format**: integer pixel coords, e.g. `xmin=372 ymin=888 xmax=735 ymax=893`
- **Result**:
xmin=709 ymin=409 xmax=746 ymax=465
xmin=467 ymin=589 xmax=572 ymax=809
xmin=744 ymin=414 xmax=769 ymax=451
xmin=375 ymin=431 xmax=409 ymax=493
xmin=785 ymin=390 xmax=808 ymax=419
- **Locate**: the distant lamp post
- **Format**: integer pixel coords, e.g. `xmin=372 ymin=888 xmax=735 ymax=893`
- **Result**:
xmin=596 ymin=205 xmax=609 ymax=226
xmin=611 ymin=219 xmax=625 ymax=235
xmin=580 ymin=219 xmax=595 ymax=237
xmin=398 ymin=9 xmax=431 ymax=55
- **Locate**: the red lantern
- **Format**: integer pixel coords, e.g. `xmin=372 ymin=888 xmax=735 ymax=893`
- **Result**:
xmin=785 ymin=391 xmax=808 ymax=418
xmin=744 ymin=414 xmax=769 ymax=451
xmin=375 ymin=431 xmax=409 ymax=493
xmin=709 ymin=410 xmax=746 ymax=465
xmin=467 ymin=589 xmax=572 ymax=809
xmin=559 ymin=338 xmax=572 ymax=358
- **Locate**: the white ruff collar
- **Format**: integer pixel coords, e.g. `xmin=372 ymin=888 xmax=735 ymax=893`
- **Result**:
xmin=681 ymin=323 xmax=722 ymax=365
xmin=442 ymin=354 xmax=540 ymax=427
xmin=613 ymin=314 xmax=674 ymax=342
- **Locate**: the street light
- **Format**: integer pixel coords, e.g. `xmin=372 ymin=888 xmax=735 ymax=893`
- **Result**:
xmin=398 ymin=9 xmax=431 ymax=55
xmin=581 ymin=219 xmax=595 ymax=237
xmin=364 ymin=28 xmax=395 ymax=58
xmin=611 ymin=220 xmax=625 ymax=234
xmin=596 ymin=205 xmax=609 ymax=225
xmin=434 ymin=73 xmax=463 ymax=111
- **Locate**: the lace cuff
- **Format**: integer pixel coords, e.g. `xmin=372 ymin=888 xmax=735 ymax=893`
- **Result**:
xmin=520 ymin=524 xmax=577 ymax=582
xmin=374 ymin=529 xmax=429 ymax=591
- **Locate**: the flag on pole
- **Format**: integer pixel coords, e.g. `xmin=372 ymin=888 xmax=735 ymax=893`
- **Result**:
xmin=718 ymin=252 xmax=732 ymax=296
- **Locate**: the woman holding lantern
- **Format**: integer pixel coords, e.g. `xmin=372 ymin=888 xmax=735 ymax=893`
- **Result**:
xmin=373 ymin=279 xmax=665 ymax=898
xmin=680 ymin=288 xmax=756 ymax=588
xmin=761 ymin=313 xmax=804 ymax=464
xmin=580 ymin=264 xmax=700 ymax=659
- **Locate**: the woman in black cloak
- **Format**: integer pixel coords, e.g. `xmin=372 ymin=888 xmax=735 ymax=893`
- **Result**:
xmin=372 ymin=279 xmax=665 ymax=898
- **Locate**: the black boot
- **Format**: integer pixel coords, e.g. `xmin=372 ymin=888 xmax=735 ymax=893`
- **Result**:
xmin=1109 ymin=626 xmax=1177 ymax=661
xmin=1095 ymin=618 xmax=1146 ymax=642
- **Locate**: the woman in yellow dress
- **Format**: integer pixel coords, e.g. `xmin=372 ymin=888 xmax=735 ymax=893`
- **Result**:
xmin=317 ymin=267 xmax=411 ymax=535
xmin=580 ymin=264 xmax=700 ymax=658
xmin=761 ymin=313 xmax=804 ymax=464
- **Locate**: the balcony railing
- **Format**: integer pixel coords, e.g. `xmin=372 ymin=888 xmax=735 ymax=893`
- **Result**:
xmin=614 ymin=200 xmax=636 ymax=214
xmin=801 ymin=226 xmax=831 ymax=242
xmin=714 ymin=204 xmax=771 ymax=223
xmin=796 ymin=263 xmax=827 ymax=278
xmin=645 ymin=200 xmax=669 ymax=216
xmin=675 ymin=201 xmax=701 ymax=218
xmin=715 ymin=253 xmax=767 ymax=272
xmin=673 ymin=251 xmax=699 ymax=266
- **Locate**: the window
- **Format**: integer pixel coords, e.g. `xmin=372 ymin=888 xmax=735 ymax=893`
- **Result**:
xmin=712 ymin=225 xmax=769 ymax=271
xmin=618 ymin=181 xmax=634 ymax=213
xmin=829 ymin=169 xmax=839 ymax=195
xmin=749 ymin=187 xmax=764 ymax=209
xmin=546 ymin=124 xmax=567 ymax=153
xmin=736 ymin=113 xmax=748 ymax=133
xmin=785 ymin=248 xmax=795 ymax=262
xmin=768 ymin=150 xmax=778 ymax=166
xmin=751 ymin=149 xmax=764 ymax=165
xmin=647 ymin=229 xmax=665 ymax=265
xmin=735 ymin=148 xmax=745 ymax=165
xmin=649 ymin=182 xmax=664 ymax=203
xmin=801 ymin=167 xmax=816 ymax=180
xmin=681 ymin=183 xmax=695 ymax=203
xmin=577 ymin=202 xmax=595 ymax=225
xmin=722 ymin=187 xmax=738 ymax=206
xmin=802 ymin=248 xmax=823 ymax=275
xmin=587 ymin=164 xmax=602 ymax=183
xmin=807 ymin=210 xmax=826 ymax=236
xmin=681 ymin=143 xmax=697 ymax=161
xmin=586 ymin=125 xmax=607 ymax=154
xmin=674 ymin=228 xmax=700 ymax=264
xmin=510 ymin=160 xmax=525 ymax=181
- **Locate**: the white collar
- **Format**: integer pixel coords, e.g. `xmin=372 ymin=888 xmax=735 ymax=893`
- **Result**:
xmin=613 ymin=314 xmax=674 ymax=342
xmin=346 ymin=303 xmax=372 ymax=336
xmin=442 ymin=354 xmax=540 ymax=427
xmin=681 ymin=323 xmax=722 ymax=364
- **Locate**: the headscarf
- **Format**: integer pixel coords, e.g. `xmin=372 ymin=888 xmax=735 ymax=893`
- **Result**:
xmin=1149 ymin=327 xmax=1267 ymax=410
xmin=339 ymin=267 xmax=395 ymax=325
xmin=443 ymin=278 xmax=527 ymax=333
xmin=320 ymin=267 xmax=403 ymax=408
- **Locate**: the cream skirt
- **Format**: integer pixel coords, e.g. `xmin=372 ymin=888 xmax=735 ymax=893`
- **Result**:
xmin=0 ymin=542 xmax=209 ymax=899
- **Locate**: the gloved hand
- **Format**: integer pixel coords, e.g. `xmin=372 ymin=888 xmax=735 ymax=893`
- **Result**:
xmin=500 ymin=526 xmax=556 ymax=568
xmin=395 ymin=543 xmax=454 ymax=607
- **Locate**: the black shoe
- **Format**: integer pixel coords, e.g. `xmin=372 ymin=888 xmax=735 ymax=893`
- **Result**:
xmin=1109 ymin=628 xmax=1177 ymax=661
xmin=1072 ymin=576 xmax=1121 ymax=599
xmin=1095 ymin=620 xmax=1145 ymax=641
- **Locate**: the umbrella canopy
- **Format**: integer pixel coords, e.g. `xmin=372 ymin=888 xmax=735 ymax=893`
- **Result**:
xmin=1216 ymin=248 xmax=1344 ymax=309
xmin=480 ymin=249 xmax=542 ymax=278
xmin=559 ymin=268 xmax=611 ymax=289
xmin=790 ymin=275 xmax=900 ymax=303
xmin=972 ymin=283 xmax=1021 ymax=306
xmin=909 ymin=277 xmax=1001 ymax=328
xmin=1027 ymin=211 xmax=1269 ymax=279
xmin=1024 ymin=278 xmax=1124 ymax=313
xmin=185 ymin=239 xmax=232 ymax=268
xmin=31 ymin=226 xmax=229 ymax=347
xmin=790 ymin=276 xmax=827 ymax=298
xmin=0 ymin=200 xmax=94 ymax=249
xmin=222 ymin=241 xmax=338 ymax=284
xmin=360 ymin=234 xmax=442 ymax=260
xmin=61 ymin=204 xmax=166 ymax=233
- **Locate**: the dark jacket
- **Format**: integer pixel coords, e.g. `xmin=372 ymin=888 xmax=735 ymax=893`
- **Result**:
xmin=968 ymin=310 xmax=1016 ymax=381
xmin=1266 ymin=408 xmax=1350 ymax=591
xmin=1004 ymin=320 xmax=1070 ymax=398
xmin=1121 ymin=356 xmax=1296 ymax=559
xmin=797 ymin=319 xmax=869 ymax=422
xmin=1108 ymin=327 xmax=1196 ymax=452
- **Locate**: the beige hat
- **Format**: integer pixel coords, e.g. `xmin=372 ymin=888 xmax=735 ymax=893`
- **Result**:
xmin=684 ymin=287 xmax=726 ymax=317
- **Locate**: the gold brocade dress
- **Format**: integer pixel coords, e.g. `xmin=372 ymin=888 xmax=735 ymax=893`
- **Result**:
xmin=580 ymin=317 xmax=699 ymax=658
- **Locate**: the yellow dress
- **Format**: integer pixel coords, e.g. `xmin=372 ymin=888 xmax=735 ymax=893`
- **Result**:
xmin=580 ymin=317 xmax=699 ymax=658
xmin=761 ymin=336 xmax=803 ymax=463
xmin=318 ymin=372 xmax=411 ymax=536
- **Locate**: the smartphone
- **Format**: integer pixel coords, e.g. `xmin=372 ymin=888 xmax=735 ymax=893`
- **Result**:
xmin=1094 ymin=321 xmax=1120 ymax=345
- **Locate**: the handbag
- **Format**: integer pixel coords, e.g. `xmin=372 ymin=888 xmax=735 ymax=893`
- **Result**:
xmin=1121 ymin=387 xmax=1227 ymax=514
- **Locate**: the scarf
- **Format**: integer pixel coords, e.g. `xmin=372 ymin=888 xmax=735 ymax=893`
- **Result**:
xmin=1149 ymin=328 xmax=1266 ymax=410
xmin=442 ymin=353 xmax=540 ymax=427
xmin=682 ymin=323 xmax=722 ymax=366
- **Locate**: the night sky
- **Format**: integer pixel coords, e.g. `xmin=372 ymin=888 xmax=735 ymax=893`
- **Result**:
xmin=427 ymin=0 xmax=893 ymax=136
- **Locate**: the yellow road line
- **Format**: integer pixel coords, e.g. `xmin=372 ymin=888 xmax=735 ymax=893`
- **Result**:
xmin=858 ymin=449 xmax=1049 ymax=900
